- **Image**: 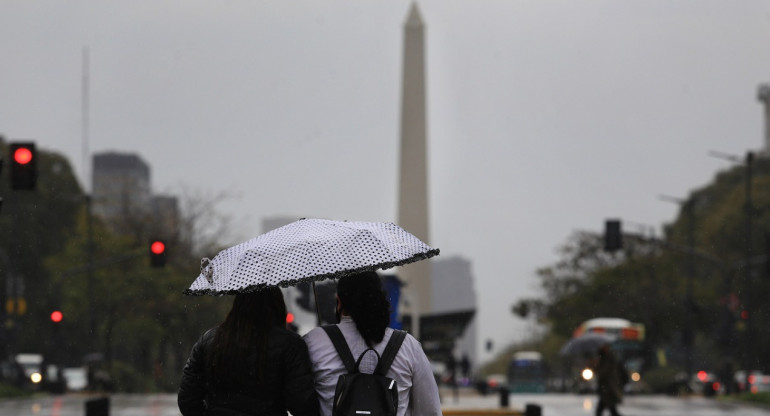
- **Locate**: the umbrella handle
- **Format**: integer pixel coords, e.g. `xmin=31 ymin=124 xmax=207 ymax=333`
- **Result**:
xmin=312 ymin=280 xmax=321 ymax=326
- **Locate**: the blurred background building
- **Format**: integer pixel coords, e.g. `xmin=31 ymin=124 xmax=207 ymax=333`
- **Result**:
xmin=91 ymin=151 xmax=179 ymax=239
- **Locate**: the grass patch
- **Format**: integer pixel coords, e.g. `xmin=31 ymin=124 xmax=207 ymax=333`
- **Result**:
xmin=0 ymin=383 xmax=35 ymax=399
xmin=734 ymin=392 xmax=770 ymax=405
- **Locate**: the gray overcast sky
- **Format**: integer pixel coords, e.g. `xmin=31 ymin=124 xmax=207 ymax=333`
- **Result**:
xmin=2 ymin=0 xmax=769 ymax=364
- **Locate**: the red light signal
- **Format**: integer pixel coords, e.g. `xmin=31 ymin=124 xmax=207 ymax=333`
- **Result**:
xmin=9 ymin=142 xmax=37 ymax=190
xmin=149 ymin=239 xmax=167 ymax=267
xmin=50 ymin=310 xmax=63 ymax=323
xmin=151 ymin=241 xmax=165 ymax=255
xmin=14 ymin=147 xmax=33 ymax=165
xmin=286 ymin=312 xmax=295 ymax=324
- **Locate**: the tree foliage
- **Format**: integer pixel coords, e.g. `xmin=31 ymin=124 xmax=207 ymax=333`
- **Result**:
xmin=513 ymin=154 xmax=770 ymax=376
xmin=0 ymin=138 xmax=233 ymax=392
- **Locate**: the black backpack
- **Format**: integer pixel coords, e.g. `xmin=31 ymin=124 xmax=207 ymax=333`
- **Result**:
xmin=322 ymin=325 xmax=407 ymax=416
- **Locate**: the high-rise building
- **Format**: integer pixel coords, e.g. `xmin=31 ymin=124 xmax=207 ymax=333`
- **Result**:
xmin=92 ymin=151 xmax=178 ymax=240
xmin=431 ymin=256 xmax=477 ymax=364
xmin=152 ymin=195 xmax=180 ymax=239
xmin=92 ymin=152 xmax=152 ymax=222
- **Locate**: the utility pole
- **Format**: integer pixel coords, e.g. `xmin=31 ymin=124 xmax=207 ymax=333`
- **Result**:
xmin=82 ymin=47 xmax=97 ymax=352
xmin=659 ymin=195 xmax=696 ymax=377
xmin=743 ymin=151 xmax=754 ymax=385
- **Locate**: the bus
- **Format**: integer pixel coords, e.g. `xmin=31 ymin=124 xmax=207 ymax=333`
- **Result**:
xmin=572 ymin=317 xmax=645 ymax=343
xmin=507 ymin=351 xmax=548 ymax=393
xmin=570 ymin=317 xmax=645 ymax=393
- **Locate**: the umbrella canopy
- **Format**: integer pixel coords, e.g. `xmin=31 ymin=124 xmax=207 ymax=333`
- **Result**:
xmin=559 ymin=332 xmax=617 ymax=356
xmin=184 ymin=218 xmax=439 ymax=296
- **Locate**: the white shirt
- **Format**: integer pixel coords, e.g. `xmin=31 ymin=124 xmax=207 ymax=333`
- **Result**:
xmin=303 ymin=316 xmax=443 ymax=416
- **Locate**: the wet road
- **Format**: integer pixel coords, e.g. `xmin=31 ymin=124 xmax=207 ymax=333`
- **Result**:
xmin=0 ymin=392 xmax=769 ymax=415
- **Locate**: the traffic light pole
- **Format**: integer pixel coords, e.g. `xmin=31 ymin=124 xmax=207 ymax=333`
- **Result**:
xmin=743 ymin=152 xmax=754 ymax=390
xmin=0 ymin=248 xmax=9 ymax=359
xmin=658 ymin=196 xmax=696 ymax=378
xmin=86 ymin=195 xmax=96 ymax=351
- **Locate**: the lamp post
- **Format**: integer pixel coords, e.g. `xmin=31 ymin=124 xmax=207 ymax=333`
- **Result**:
xmin=744 ymin=152 xmax=754 ymax=384
xmin=659 ymin=195 xmax=696 ymax=377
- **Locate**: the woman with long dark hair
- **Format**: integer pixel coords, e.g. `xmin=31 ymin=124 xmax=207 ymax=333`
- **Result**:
xmin=178 ymin=287 xmax=318 ymax=416
xmin=303 ymin=271 xmax=442 ymax=416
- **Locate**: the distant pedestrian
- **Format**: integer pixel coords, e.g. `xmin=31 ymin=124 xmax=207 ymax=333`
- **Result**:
xmin=718 ymin=358 xmax=736 ymax=395
xmin=461 ymin=353 xmax=471 ymax=380
xmin=447 ymin=354 xmax=459 ymax=402
xmin=593 ymin=344 xmax=624 ymax=416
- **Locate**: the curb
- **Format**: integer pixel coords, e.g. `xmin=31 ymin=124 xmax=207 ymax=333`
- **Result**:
xmin=443 ymin=410 xmax=524 ymax=416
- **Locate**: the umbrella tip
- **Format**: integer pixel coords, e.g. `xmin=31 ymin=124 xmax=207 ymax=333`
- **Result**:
xmin=200 ymin=257 xmax=213 ymax=283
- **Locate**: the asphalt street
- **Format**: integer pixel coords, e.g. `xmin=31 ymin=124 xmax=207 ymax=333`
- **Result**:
xmin=0 ymin=391 xmax=768 ymax=416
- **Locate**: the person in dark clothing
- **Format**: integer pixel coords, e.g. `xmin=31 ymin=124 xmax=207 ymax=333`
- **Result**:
xmin=460 ymin=354 xmax=470 ymax=380
xmin=593 ymin=344 xmax=623 ymax=416
xmin=178 ymin=287 xmax=319 ymax=416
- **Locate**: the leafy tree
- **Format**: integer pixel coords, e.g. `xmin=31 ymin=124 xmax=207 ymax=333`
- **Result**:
xmin=0 ymin=137 xmax=235 ymax=391
xmin=41 ymin=188 xmax=232 ymax=391
xmin=514 ymin=154 xmax=770 ymax=378
xmin=0 ymin=138 xmax=83 ymax=359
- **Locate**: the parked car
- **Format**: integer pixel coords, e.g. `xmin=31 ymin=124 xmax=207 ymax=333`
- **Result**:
xmin=14 ymin=354 xmax=44 ymax=387
xmin=690 ymin=370 xmax=721 ymax=396
xmin=475 ymin=374 xmax=508 ymax=395
xmin=735 ymin=371 xmax=770 ymax=393
xmin=62 ymin=367 xmax=88 ymax=391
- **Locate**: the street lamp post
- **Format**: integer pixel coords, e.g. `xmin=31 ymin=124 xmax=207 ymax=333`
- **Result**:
xmin=743 ymin=151 xmax=754 ymax=386
xmin=659 ymin=195 xmax=696 ymax=377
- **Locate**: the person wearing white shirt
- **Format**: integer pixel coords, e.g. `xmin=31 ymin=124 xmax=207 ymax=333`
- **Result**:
xmin=303 ymin=271 xmax=442 ymax=416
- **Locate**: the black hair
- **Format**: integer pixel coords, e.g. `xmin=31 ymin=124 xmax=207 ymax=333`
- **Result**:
xmin=337 ymin=271 xmax=391 ymax=347
xmin=206 ymin=287 xmax=286 ymax=387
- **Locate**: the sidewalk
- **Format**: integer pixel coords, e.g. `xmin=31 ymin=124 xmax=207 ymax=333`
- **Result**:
xmin=439 ymin=387 xmax=535 ymax=416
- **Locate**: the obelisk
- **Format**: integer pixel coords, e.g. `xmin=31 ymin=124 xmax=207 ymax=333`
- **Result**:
xmin=398 ymin=3 xmax=431 ymax=331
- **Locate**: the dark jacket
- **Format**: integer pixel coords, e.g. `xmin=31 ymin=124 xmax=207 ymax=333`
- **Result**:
xmin=594 ymin=348 xmax=623 ymax=406
xmin=178 ymin=326 xmax=319 ymax=416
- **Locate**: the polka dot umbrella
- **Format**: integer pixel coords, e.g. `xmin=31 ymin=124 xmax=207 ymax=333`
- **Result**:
xmin=184 ymin=218 xmax=439 ymax=297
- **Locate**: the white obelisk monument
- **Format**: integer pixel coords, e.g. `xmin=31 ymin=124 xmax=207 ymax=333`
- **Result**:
xmin=398 ymin=3 xmax=431 ymax=336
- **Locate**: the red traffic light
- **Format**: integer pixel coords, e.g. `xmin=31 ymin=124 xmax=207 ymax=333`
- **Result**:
xmin=150 ymin=239 xmax=167 ymax=267
xmin=13 ymin=147 xmax=33 ymax=165
xmin=286 ymin=312 xmax=295 ymax=324
xmin=9 ymin=142 xmax=37 ymax=190
xmin=151 ymin=241 xmax=166 ymax=255
xmin=50 ymin=310 xmax=63 ymax=323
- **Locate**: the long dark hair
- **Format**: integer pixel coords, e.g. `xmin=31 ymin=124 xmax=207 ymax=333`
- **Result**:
xmin=337 ymin=271 xmax=391 ymax=347
xmin=207 ymin=287 xmax=287 ymax=386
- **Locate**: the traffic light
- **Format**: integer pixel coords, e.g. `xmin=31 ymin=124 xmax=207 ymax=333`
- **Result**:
xmin=604 ymin=219 xmax=623 ymax=252
xmin=9 ymin=142 xmax=37 ymax=190
xmin=149 ymin=239 xmax=167 ymax=267
xmin=50 ymin=310 xmax=63 ymax=323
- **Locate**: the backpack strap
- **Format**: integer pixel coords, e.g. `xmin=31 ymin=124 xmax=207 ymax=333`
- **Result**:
xmin=322 ymin=325 xmax=357 ymax=374
xmin=375 ymin=329 xmax=407 ymax=376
